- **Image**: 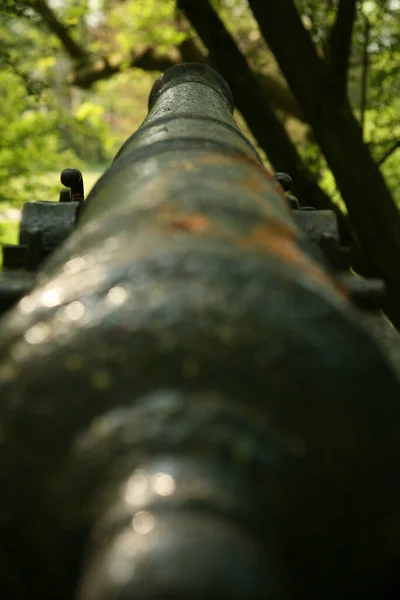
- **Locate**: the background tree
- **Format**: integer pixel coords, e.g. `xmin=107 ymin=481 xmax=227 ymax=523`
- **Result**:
xmin=0 ymin=0 xmax=399 ymax=324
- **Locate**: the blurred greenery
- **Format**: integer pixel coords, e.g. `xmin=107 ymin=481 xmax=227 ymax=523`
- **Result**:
xmin=0 ymin=0 xmax=399 ymax=249
xmin=0 ymin=221 xmax=19 ymax=248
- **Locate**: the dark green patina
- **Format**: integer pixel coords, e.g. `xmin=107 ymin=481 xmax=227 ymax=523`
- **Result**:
xmin=0 ymin=64 xmax=399 ymax=600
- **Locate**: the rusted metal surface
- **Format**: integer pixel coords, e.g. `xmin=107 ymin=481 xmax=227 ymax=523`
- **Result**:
xmin=0 ymin=64 xmax=399 ymax=600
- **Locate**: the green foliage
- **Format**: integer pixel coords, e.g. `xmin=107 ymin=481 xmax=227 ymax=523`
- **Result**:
xmin=0 ymin=1 xmax=117 ymax=207
xmin=0 ymin=221 xmax=19 ymax=268
xmin=0 ymin=0 xmax=398 ymax=216
xmin=0 ymin=69 xmax=77 ymax=207
xmin=356 ymin=0 xmax=400 ymax=203
xmin=97 ymin=0 xmax=186 ymax=57
xmin=94 ymin=70 xmax=158 ymax=152
xmin=292 ymin=0 xmax=400 ymax=206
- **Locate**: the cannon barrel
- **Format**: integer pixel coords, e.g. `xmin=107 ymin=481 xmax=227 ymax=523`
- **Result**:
xmin=0 ymin=64 xmax=400 ymax=600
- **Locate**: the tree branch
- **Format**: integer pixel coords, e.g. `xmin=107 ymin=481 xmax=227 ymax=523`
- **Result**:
xmin=377 ymin=141 xmax=400 ymax=167
xmin=177 ymin=0 xmax=351 ymax=239
xmin=360 ymin=14 xmax=371 ymax=134
xmin=178 ymin=37 xmax=207 ymax=64
xmin=69 ymin=47 xmax=181 ymax=88
xmin=249 ymin=0 xmax=400 ymax=328
xmin=29 ymin=0 xmax=304 ymax=120
xmin=248 ymin=0 xmax=328 ymax=111
xmin=327 ymin=0 xmax=358 ymax=103
xmin=30 ymin=0 xmax=88 ymax=61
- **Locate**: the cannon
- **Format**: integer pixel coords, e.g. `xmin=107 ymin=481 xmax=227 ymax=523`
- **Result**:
xmin=0 ymin=63 xmax=400 ymax=600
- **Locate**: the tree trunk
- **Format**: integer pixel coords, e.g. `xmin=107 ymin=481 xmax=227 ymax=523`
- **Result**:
xmin=249 ymin=0 xmax=400 ymax=327
xmin=177 ymin=0 xmax=350 ymax=238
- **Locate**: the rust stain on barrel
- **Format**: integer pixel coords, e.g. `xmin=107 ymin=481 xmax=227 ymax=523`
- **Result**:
xmin=158 ymin=208 xmax=346 ymax=299
xmin=169 ymin=214 xmax=210 ymax=232
xmin=249 ymin=224 xmax=346 ymax=295
xmin=124 ymin=151 xmax=345 ymax=299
